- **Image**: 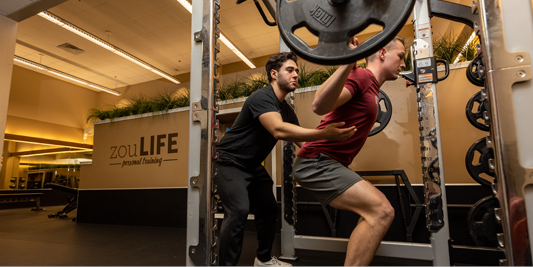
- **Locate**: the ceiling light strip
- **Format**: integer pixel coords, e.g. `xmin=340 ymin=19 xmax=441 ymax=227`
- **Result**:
xmin=176 ymin=0 xmax=193 ymax=13
xmin=218 ymin=34 xmax=256 ymax=69
xmin=14 ymin=56 xmax=121 ymax=96
xmin=176 ymin=0 xmax=256 ymax=69
xmin=38 ymin=11 xmax=181 ymax=84
xmin=18 ymin=149 xmax=92 ymax=158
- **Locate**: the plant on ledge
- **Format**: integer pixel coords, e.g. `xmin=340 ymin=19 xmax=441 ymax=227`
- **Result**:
xmin=433 ymin=30 xmax=478 ymax=64
xmin=86 ymin=64 xmax=341 ymax=122
xmin=86 ymin=90 xmax=190 ymax=122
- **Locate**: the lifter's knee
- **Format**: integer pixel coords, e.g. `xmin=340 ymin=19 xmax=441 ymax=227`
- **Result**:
xmin=366 ymin=200 xmax=394 ymax=229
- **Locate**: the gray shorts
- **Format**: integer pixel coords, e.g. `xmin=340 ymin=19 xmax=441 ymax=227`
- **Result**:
xmin=293 ymin=153 xmax=364 ymax=206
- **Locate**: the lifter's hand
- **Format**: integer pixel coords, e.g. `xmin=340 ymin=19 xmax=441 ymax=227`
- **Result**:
xmin=348 ymin=36 xmax=359 ymax=49
xmin=321 ymin=122 xmax=357 ymax=141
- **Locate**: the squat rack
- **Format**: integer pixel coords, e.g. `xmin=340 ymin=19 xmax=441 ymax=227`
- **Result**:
xmin=185 ymin=0 xmax=533 ymax=265
xmin=278 ymin=0 xmax=452 ymax=264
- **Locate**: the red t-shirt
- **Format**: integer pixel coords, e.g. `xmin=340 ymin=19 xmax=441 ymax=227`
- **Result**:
xmin=297 ymin=68 xmax=380 ymax=166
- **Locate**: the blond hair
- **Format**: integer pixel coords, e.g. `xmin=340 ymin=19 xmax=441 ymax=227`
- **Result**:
xmin=366 ymin=36 xmax=405 ymax=64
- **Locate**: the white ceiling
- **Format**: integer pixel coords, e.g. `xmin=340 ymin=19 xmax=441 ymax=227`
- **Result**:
xmin=8 ymin=0 xmax=473 ymax=93
xmin=12 ymin=0 xmax=286 ymax=90
xmin=0 ymin=0 xmax=41 ymax=16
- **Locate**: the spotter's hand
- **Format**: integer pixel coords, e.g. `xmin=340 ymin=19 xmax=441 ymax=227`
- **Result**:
xmin=321 ymin=122 xmax=357 ymax=141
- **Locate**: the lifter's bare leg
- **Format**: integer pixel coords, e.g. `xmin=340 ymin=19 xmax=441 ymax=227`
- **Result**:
xmin=329 ymin=181 xmax=394 ymax=266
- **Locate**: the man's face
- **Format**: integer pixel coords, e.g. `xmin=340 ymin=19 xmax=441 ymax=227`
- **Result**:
xmin=382 ymin=41 xmax=406 ymax=81
xmin=272 ymin=59 xmax=299 ymax=92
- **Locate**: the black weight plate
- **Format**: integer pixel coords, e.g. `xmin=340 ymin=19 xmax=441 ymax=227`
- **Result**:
xmin=465 ymin=91 xmax=490 ymax=131
xmin=465 ymin=137 xmax=495 ymax=187
xmin=466 ymin=53 xmax=485 ymax=87
xmin=277 ymin=0 xmax=415 ymax=65
xmin=369 ymin=90 xmax=392 ymax=137
xmin=467 ymin=195 xmax=501 ymax=247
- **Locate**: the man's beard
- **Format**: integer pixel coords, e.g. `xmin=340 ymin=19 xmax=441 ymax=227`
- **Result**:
xmin=277 ymin=79 xmax=297 ymax=93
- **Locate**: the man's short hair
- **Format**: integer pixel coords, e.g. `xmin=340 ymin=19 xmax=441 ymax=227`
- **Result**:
xmin=366 ymin=36 xmax=405 ymax=64
xmin=265 ymin=52 xmax=298 ymax=83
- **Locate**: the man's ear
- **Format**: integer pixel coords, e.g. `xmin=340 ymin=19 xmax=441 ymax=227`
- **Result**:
xmin=270 ymin=69 xmax=278 ymax=81
xmin=379 ymin=48 xmax=387 ymax=61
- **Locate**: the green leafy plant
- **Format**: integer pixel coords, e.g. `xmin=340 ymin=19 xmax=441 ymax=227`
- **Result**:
xmin=219 ymin=79 xmax=249 ymax=100
xmin=433 ymin=30 xmax=478 ymax=64
xmin=128 ymin=94 xmax=151 ymax=115
xmin=242 ymin=73 xmax=269 ymax=97
xmin=357 ymin=60 xmax=367 ymax=69
xmin=433 ymin=32 xmax=464 ymax=63
xmin=324 ymin=65 xmax=339 ymax=76
xmin=86 ymin=107 xmax=112 ymax=122
xmin=296 ymin=63 xmax=340 ymax=88
xmin=151 ymin=90 xmax=190 ymax=111
xmin=86 ymin=61 xmax=388 ymax=122
xmin=86 ymin=90 xmax=191 ymax=122
xmin=297 ymin=63 xmax=318 ymax=88
xmin=403 ymin=40 xmax=413 ymax=71
xmin=457 ymin=35 xmax=478 ymax=62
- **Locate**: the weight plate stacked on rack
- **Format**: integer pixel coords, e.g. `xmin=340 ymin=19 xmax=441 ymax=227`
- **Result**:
xmin=466 ymin=53 xmax=486 ymax=87
xmin=465 ymin=137 xmax=495 ymax=187
xmin=465 ymin=91 xmax=490 ymax=131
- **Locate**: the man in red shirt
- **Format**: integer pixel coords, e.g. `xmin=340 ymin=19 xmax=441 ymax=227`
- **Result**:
xmin=294 ymin=36 xmax=406 ymax=266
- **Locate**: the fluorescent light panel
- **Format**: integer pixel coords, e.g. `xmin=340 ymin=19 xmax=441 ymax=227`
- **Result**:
xmin=14 ymin=56 xmax=121 ymax=96
xmin=38 ymin=11 xmax=181 ymax=84
xmin=219 ymin=34 xmax=256 ymax=69
xmin=176 ymin=0 xmax=193 ymax=13
xmin=176 ymin=0 xmax=256 ymax=69
xmin=453 ymin=32 xmax=477 ymax=64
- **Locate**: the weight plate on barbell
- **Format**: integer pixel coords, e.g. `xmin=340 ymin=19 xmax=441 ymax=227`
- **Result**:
xmin=465 ymin=91 xmax=490 ymax=131
xmin=277 ymin=0 xmax=415 ymax=65
xmin=369 ymin=90 xmax=392 ymax=137
xmin=467 ymin=195 xmax=501 ymax=247
xmin=465 ymin=137 xmax=495 ymax=187
xmin=466 ymin=53 xmax=486 ymax=87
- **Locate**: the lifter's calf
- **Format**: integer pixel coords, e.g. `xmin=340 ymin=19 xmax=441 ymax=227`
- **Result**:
xmin=329 ymin=182 xmax=395 ymax=266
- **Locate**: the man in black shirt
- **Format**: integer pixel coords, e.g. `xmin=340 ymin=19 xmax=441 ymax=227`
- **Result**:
xmin=215 ymin=52 xmax=356 ymax=266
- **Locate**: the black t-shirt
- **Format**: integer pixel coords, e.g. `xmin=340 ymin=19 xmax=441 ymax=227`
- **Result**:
xmin=217 ymin=85 xmax=299 ymax=171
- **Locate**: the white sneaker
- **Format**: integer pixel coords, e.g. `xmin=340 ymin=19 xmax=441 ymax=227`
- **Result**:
xmin=254 ymin=256 xmax=292 ymax=266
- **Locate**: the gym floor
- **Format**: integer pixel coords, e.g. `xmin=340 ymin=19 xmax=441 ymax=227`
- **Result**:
xmin=0 ymin=206 xmax=431 ymax=266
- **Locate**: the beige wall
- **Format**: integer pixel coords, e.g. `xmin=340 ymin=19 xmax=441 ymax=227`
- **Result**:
xmin=1 ymin=65 xmax=97 ymax=189
xmin=0 ymin=15 xmax=18 ymax=172
xmin=8 ymin=65 xmax=98 ymax=144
